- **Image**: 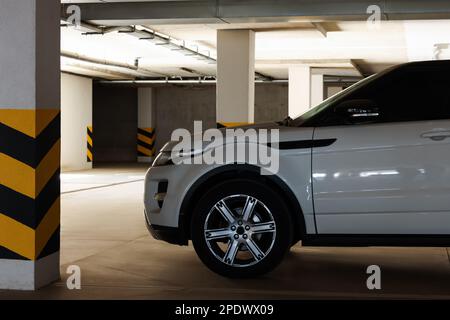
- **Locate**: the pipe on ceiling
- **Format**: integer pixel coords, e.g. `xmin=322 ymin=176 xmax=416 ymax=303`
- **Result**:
xmin=97 ymin=79 xmax=288 ymax=85
xmin=96 ymin=76 xmax=362 ymax=85
xmin=61 ymin=50 xmax=167 ymax=78
xmin=62 ymin=50 xmax=138 ymax=70
xmin=62 ymin=62 xmax=135 ymax=79
xmin=62 ymin=21 xmax=273 ymax=81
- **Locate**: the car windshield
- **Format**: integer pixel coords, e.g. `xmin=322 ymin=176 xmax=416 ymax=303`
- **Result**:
xmin=289 ymin=72 xmax=382 ymax=127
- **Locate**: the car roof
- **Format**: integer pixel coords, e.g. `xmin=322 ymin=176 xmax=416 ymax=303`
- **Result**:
xmin=376 ymin=60 xmax=450 ymax=77
xmin=396 ymin=59 xmax=450 ymax=69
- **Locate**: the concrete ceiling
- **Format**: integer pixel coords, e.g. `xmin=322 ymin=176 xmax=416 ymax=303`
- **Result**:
xmin=62 ymin=0 xmax=169 ymax=2
xmin=61 ymin=0 xmax=450 ymax=25
xmin=60 ymin=1 xmax=450 ymax=80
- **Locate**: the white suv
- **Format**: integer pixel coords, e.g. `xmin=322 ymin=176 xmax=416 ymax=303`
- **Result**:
xmin=144 ymin=60 xmax=450 ymax=278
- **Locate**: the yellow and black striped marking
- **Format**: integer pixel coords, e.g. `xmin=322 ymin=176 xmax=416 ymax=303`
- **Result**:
xmin=87 ymin=126 xmax=93 ymax=162
xmin=217 ymin=122 xmax=252 ymax=129
xmin=138 ymin=128 xmax=156 ymax=157
xmin=0 ymin=109 xmax=60 ymax=261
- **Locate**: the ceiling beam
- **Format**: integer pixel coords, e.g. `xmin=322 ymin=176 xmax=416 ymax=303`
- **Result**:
xmin=61 ymin=0 xmax=450 ymax=24
xmin=350 ymin=60 xmax=365 ymax=77
xmin=61 ymin=1 xmax=220 ymax=25
xmin=312 ymin=23 xmax=328 ymax=38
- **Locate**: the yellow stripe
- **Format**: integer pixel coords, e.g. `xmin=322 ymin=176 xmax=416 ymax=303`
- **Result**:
xmin=87 ymin=149 xmax=93 ymax=161
xmin=219 ymin=122 xmax=251 ymax=128
xmin=0 ymin=214 xmax=35 ymax=260
xmin=0 ymin=109 xmax=60 ymax=260
xmin=36 ymin=198 xmax=60 ymax=257
xmin=36 ymin=110 xmax=60 ymax=137
xmin=0 ymin=198 xmax=60 ymax=260
xmin=35 ymin=140 xmax=60 ymax=196
xmin=0 ymin=109 xmax=59 ymax=138
xmin=87 ymin=126 xmax=93 ymax=161
xmin=138 ymin=145 xmax=152 ymax=156
xmin=137 ymin=133 xmax=155 ymax=145
xmin=140 ymin=128 xmax=154 ymax=134
xmin=0 ymin=140 xmax=60 ymax=199
xmin=87 ymin=134 xmax=93 ymax=147
xmin=0 ymin=153 xmax=35 ymax=198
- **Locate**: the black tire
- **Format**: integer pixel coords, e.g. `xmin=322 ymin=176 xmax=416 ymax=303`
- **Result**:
xmin=191 ymin=179 xmax=292 ymax=278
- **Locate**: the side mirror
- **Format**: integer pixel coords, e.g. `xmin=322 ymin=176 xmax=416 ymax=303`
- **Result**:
xmin=334 ymin=99 xmax=381 ymax=122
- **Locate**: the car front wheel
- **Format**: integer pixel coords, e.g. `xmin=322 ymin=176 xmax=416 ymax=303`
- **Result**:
xmin=191 ymin=179 xmax=292 ymax=278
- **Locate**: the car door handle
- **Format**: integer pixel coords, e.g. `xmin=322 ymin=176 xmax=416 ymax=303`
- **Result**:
xmin=421 ymin=130 xmax=450 ymax=141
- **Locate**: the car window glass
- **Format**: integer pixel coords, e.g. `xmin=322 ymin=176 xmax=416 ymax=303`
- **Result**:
xmin=317 ymin=65 xmax=450 ymax=126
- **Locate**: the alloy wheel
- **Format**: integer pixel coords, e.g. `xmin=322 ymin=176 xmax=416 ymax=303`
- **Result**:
xmin=203 ymin=195 xmax=277 ymax=268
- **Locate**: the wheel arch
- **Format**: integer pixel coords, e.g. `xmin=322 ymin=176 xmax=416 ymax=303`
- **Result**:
xmin=179 ymin=164 xmax=307 ymax=243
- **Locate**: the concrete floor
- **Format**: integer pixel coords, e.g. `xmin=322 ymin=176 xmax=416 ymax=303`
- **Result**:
xmin=1 ymin=165 xmax=450 ymax=299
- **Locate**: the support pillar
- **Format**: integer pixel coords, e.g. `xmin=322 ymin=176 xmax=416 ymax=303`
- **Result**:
xmin=0 ymin=0 xmax=60 ymax=290
xmin=288 ymin=66 xmax=311 ymax=118
xmin=311 ymin=74 xmax=324 ymax=108
xmin=137 ymin=88 xmax=156 ymax=162
xmin=289 ymin=67 xmax=325 ymax=117
xmin=217 ymin=30 xmax=255 ymax=128
xmin=61 ymin=73 xmax=93 ymax=171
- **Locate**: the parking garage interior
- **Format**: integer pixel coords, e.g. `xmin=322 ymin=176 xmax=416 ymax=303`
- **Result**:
xmin=0 ymin=0 xmax=450 ymax=299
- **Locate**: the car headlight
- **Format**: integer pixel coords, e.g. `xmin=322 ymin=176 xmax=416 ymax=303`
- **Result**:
xmin=152 ymin=148 xmax=202 ymax=167
xmin=152 ymin=151 xmax=174 ymax=167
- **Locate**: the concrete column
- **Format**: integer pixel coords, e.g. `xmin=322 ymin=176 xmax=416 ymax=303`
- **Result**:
xmin=217 ymin=30 xmax=255 ymax=127
xmin=311 ymin=74 xmax=324 ymax=108
xmin=138 ymin=88 xmax=156 ymax=162
xmin=61 ymin=73 xmax=93 ymax=171
xmin=289 ymin=67 xmax=325 ymax=117
xmin=289 ymin=66 xmax=311 ymax=118
xmin=0 ymin=0 xmax=60 ymax=290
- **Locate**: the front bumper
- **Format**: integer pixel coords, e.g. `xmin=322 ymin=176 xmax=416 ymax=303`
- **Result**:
xmin=145 ymin=211 xmax=188 ymax=246
xmin=144 ymin=162 xmax=220 ymax=230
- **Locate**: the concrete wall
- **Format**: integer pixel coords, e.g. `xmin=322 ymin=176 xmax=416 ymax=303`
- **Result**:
xmin=61 ymin=73 xmax=93 ymax=172
xmin=255 ymin=83 xmax=288 ymax=123
xmin=90 ymin=83 xmax=288 ymax=156
xmin=153 ymin=83 xmax=288 ymax=151
xmin=327 ymin=86 xmax=344 ymax=98
xmin=154 ymin=85 xmax=217 ymax=151
xmin=93 ymin=84 xmax=138 ymax=163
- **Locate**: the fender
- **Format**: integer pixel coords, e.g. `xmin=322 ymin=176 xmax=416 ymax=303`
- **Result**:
xmin=179 ymin=164 xmax=307 ymax=241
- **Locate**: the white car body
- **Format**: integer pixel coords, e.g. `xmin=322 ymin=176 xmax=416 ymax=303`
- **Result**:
xmin=144 ymin=126 xmax=316 ymax=233
xmin=144 ymin=60 xmax=450 ymax=276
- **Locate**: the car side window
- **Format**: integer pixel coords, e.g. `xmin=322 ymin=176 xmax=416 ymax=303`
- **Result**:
xmin=423 ymin=68 xmax=450 ymax=120
xmin=318 ymin=65 xmax=450 ymax=126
